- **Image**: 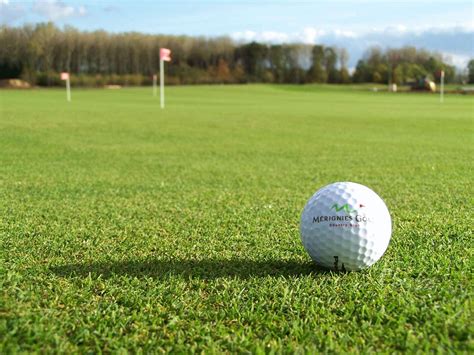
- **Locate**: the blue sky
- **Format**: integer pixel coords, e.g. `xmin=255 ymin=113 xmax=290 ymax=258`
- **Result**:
xmin=1 ymin=0 xmax=473 ymax=68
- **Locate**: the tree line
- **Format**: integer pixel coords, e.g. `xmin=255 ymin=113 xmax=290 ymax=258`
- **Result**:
xmin=0 ymin=23 xmax=467 ymax=86
xmin=353 ymin=46 xmax=458 ymax=84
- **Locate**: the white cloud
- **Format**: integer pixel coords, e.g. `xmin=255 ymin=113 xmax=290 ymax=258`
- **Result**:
xmin=232 ymin=30 xmax=256 ymax=42
xmin=231 ymin=25 xmax=473 ymax=69
xmin=233 ymin=30 xmax=291 ymax=43
xmin=260 ymin=31 xmax=290 ymax=43
xmin=33 ymin=0 xmax=87 ymax=20
xmin=383 ymin=25 xmax=409 ymax=36
xmin=301 ymin=27 xmax=329 ymax=44
xmin=232 ymin=27 xmax=351 ymax=44
xmin=77 ymin=6 xmax=86 ymax=16
xmin=301 ymin=27 xmax=318 ymax=44
xmin=368 ymin=23 xmax=474 ymax=36
xmin=333 ymin=29 xmax=357 ymax=38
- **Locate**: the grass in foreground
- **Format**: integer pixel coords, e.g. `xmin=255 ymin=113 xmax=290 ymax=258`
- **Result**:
xmin=0 ymin=85 xmax=473 ymax=352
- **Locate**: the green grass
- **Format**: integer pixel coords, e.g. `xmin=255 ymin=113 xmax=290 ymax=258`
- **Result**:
xmin=0 ymin=85 xmax=473 ymax=352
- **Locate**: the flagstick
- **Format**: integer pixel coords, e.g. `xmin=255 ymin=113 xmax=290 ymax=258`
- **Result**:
xmin=160 ymin=59 xmax=164 ymax=109
xmin=66 ymin=77 xmax=71 ymax=102
xmin=440 ymin=72 xmax=444 ymax=104
xmin=153 ymin=74 xmax=157 ymax=97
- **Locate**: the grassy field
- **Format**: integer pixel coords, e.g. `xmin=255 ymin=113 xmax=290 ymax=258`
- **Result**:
xmin=0 ymin=85 xmax=472 ymax=352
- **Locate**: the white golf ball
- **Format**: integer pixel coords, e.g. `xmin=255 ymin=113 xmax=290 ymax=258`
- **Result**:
xmin=300 ymin=182 xmax=392 ymax=271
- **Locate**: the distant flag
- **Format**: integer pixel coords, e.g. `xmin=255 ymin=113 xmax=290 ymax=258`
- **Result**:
xmin=60 ymin=72 xmax=71 ymax=102
xmin=159 ymin=48 xmax=172 ymax=108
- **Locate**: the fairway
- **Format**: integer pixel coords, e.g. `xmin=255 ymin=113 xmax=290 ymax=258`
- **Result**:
xmin=0 ymin=85 xmax=472 ymax=352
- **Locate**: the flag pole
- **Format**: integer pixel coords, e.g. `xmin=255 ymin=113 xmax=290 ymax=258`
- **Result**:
xmin=159 ymin=48 xmax=171 ymax=108
xmin=153 ymin=74 xmax=157 ymax=97
xmin=160 ymin=59 xmax=164 ymax=109
xmin=66 ymin=77 xmax=71 ymax=102
xmin=440 ymin=70 xmax=444 ymax=103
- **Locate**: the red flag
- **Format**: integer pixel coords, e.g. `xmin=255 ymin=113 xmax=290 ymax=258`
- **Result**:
xmin=60 ymin=72 xmax=69 ymax=80
xmin=160 ymin=48 xmax=171 ymax=62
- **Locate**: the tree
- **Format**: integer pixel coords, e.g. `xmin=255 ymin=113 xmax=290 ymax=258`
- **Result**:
xmin=216 ymin=58 xmax=231 ymax=82
xmin=0 ymin=23 xmax=461 ymax=86
xmin=307 ymin=45 xmax=326 ymax=83
xmin=468 ymin=59 xmax=474 ymax=84
xmin=324 ymin=47 xmax=338 ymax=83
xmin=338 ymin=48 xmax=350 ymax=83
xmin=0 ymin=26 xmax=23 ymax=78
xmin=352 ymin=60 xmax=369 ymax=83
xmin=235 ymin=42 xmax=268 ymax=81
xmin=392 ymin=66 xmax=403 ymax=85
xmin=268 ymin=45 xmax=285 ymax=83
xmin=354 ymin=46 xmax=457 ymax=85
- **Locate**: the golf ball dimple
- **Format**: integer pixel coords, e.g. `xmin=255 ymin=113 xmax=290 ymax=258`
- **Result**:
xmin=300 ymin=182 xmax=392 ymax=271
